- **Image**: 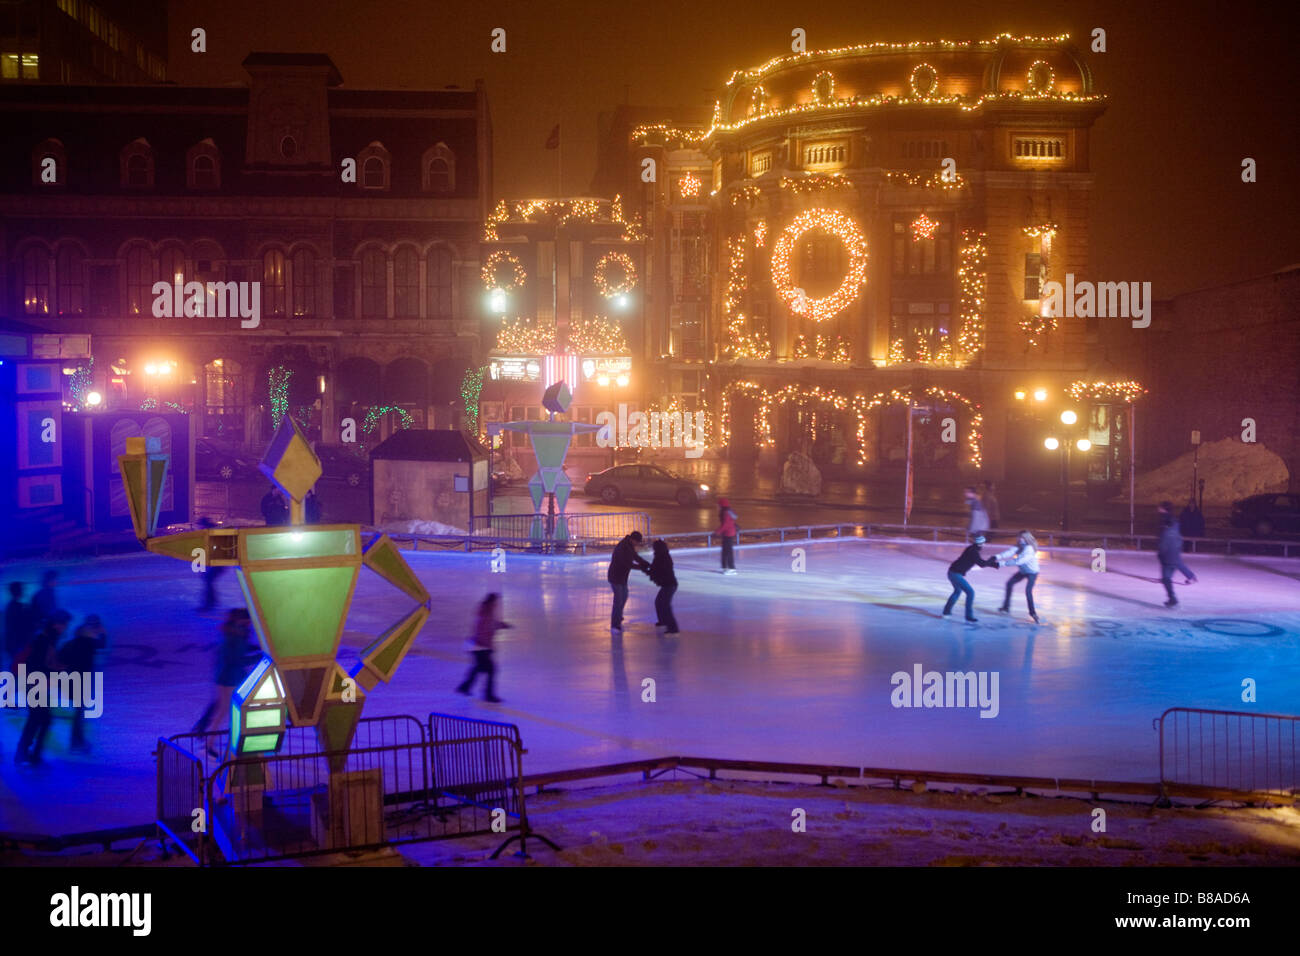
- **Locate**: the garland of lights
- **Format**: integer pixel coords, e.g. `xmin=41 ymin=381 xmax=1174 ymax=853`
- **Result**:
xmin=566 ymin=316 xmax=629 ymax=355
xmin=884 ymin=169 xmax=967 ymax=191
xmin=359 ymin=405 xmax=414 ymax=453
xmin=268 ymin=366 xmax=292 ymax=428
xmin=484 ymin=196 xmax=643 ymax=242
xmin=720 ymin=234 xmax=772 ymax=360
xmin=679 ymin=171 xmax=702 ymax=199
xmin=1019 ymin=311 xmax=1057 ymax=348
xmin=771 ymin=209 xmax=869 ymax=323
xmin=139 ymin=397 xmax=187 ymax=414
xmin=630 ymin=124 xmax=707 ymax=149
xmin=1022 ymin=222 xmax=1059 ymax=239
xmin=1020 ymin=224 xmax=1057 ymax=347
xmin=593 ymin=252 xmax=638 ymax=297
xmin=793 ymin=333 xmax=852 ymax=363
xmin=730 ymin=185 xmax=762 ymax=206
xmin=888 ymin=329 xmax=957 ymax=367
xmin=812 ymin=70 xmax=835 ymax=103
xmin=752 ymin=220 xmax=767 ymax=247
xmin=909 ymin=63 xmax=939 ymax=98
xmin=956 ymin=229 xmax=987 ymax=356
xmin=461 ymin=367 xmax=486 ymax=431
xmin=481 ymin=250 xmax=527 ymax=293
xmin=1027 ymin=59 xmax=1055 ymax=93
xmin=780 ymin=174 xmax=851 ymax=194
xmin=720 ymin=382 xmax=982 ymax=467
xmin=494 ymin=317 xmax=557 ymax=354
xmin=1066 ymin=380 xmax=1147 ymax=403
xmin=910 ymin=213 xmax=939 ymax=241
xmin=70 ymin=358 xmax=94 ymax=409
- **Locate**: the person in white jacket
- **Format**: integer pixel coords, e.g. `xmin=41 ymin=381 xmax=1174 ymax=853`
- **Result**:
xmin=996 ymin=530 xmax=1040 ymax=623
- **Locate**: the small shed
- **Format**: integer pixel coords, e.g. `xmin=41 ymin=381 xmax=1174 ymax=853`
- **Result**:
xmin=369 ymin=429 xmax=488 ymax=532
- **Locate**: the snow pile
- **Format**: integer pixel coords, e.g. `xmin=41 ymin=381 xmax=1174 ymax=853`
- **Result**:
xmin=1118 ymin=439 xmax=1289 ymax=505
xmin=379 ymin=519 xmax=467 ymax=536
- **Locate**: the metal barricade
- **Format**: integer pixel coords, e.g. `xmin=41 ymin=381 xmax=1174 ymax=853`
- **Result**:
xmin=1155 ymin=707 xmax=1299 ymax=799
xmin=155 ymin=737 xmax=206 ymax=864
xmin=471 ymin=511 xmax=650 ymax=544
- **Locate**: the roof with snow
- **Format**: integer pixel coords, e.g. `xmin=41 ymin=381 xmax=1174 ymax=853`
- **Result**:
xmin=370 ymin=429 xmax=486 ymax=463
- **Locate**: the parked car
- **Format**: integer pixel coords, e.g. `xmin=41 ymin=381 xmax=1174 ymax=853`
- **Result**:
xmin=195 ymin=438 xmax=259 ymax=482
xmin=584 ymin=464 xmax=710 ymax=506
xmin=315 ymin=444 xmax=369 ymax=487
xmin=1230 ymin=493 xmax=1300 ymax=537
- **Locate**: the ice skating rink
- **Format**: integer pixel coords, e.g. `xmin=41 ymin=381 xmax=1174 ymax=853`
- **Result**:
xmin=2 ymin=538 xmax=1298 ymax=835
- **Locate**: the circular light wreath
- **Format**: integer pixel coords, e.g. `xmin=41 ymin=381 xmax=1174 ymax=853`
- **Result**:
xmin=812 ymin=70 xmax=835 ymax=104
xmin=593 ymin=251 xmax=638 ymax=297
xmin=771 ymin=209 xmax=869 ymax=323
xmin=909 ymin=62 xmax=939 ymax=98
xmin=481 ymin=250 xmax=527 ymax=293
xmin=1026 ymin=60 xmax=1055 ymax=94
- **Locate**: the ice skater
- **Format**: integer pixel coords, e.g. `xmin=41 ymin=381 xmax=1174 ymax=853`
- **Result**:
xmin=1159 ymin=500 xmax=1198 ymax=584
xmin=1156 ymin=507 xmax=1188 ymax=607
xmin=979 ymin=481 xmax=1001 ymax=530
xmin=943 ymin=534 xmax=998 ymax=622
xmin=14 ymin=610 xmax=70 ymax=766
xmin=647 ymin=539 xmax=679 ymax=634
xmin=59 ymin=614 xmax=108 ymax=753
xmin=4 ymin=581 xmax=35 ymax=671
xmin=995 ymin=530 xmax=1040 ymax=623
xmin=963 ymin=487 xmax=989 ymax=542
xmin=32 ymin=569 xmax=59 ymax=629
xmin=196 ymin=516 xmax=227 ymax=610
xmin=607 ymin=531 xmax=650 ymax=633
xmin=717 ymin=498 xmax=739 ymax=574
xmin=193 ymin=609 xmax=260 ymax=748
xmin=456 ymin=592 xmax=511 ymax=702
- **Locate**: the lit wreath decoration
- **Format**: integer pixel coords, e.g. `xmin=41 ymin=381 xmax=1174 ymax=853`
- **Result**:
xmin=481 ymin=250 xmax=526 ymax=293
xmin=1026 ymin=60 xmax=1055 ymax=94
xmin=593 ymin=251 xmax=638 ymax=297
xmin=909 ymin=63 xmax=939 ymax=98
xmin=771 ymin=209 xmax=869 ymax=323
xmin=812 ymin=70 xmax=835 ymax=104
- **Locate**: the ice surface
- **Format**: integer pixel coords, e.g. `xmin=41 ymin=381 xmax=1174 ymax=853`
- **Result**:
xmin=1 ymin=538 xmax=1298 ymax=836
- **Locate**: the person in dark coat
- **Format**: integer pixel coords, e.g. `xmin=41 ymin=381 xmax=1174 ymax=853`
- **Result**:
xmin=1160 ymin=500 xmax=1198 ymax=586
xmin=4 ymin=581 xmax=35 ymax=671
xmin=193 ymin=609 xmax=260 ymax=739
xmin=15 ymin=610 xmax=71 ymax=766
xmin=648 ymin=539 xmax=679 ymax=634
xmin=304 ymin=489 xmax=323 ymax=524
xmin=32 ymin=570 xmax=59 ymax=629
xmin=455 ymin=592 xmax=512 ymax=702
xmin=60 ymin=614 xmax=107 ymax=753
xmin=607 ymin=531 xmax=650 ymax=633
xmin=1156 ymin=509 xmax=1187 ymax=607
xmin=943 ymin=534 xmax=998 ymax=622
xmin=1178 ymin=499 xmax=1206 ymax=541
xmin=260 ymin=486 xmax=288 ymax=526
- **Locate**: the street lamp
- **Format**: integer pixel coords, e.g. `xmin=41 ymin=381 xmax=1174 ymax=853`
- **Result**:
xmin=1044 ymin=413 xmax=1091 ymax=529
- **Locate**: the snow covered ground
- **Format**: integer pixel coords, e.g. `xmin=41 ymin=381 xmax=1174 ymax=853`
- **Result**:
xmin=1 ymin=537 xmax=1298 ymax=837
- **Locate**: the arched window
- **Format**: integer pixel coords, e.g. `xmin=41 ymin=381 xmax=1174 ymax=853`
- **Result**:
xmin=32 ymin=138 xmax=66 ymax=187
xmin=357 ymin=143 xmax=391 ymax=190
xmin=124 ymin=245 xmax=154 ymax=315
xmin=262 ymin=249 xmax=287 ymax=316
xmin=56 ymin=246 xmax=86 ymax=316
xmin=187 ymin=139 xmax=221 ymax=189
xmin=21 ymin=247 xmax=52 ymax=315
xmin=120 ymin=139 xmax=154 ymax=188
xmin=427 ymin=246 xmax=453 ymax=319
xmin=393 ymin=247 xmax=420 ymax=317
xmin=291 ymin=248 xmax=315 ymax=317
xmin=360 ymin=248 xmax=387 ymax=317
xmin=159 ymin=245 xmax=186 ymax=287
xmin=422 ymin=143 xmax=456 ymax=192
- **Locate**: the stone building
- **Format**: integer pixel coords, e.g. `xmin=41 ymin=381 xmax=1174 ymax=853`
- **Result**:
xmin=0 ymin=52 xmax=492 ymax=451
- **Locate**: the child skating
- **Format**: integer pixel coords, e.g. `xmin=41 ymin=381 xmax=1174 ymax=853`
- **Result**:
xmin=995 ymin=530 xmax=1041 ymax=623
xmin=456 ymin=592 xmax=511 ymax=702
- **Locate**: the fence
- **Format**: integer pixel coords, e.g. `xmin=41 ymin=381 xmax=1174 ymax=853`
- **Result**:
xmin=156 ymin=712 xmax=551 ymax=865
xmin=1155 ymin=707 xmax=1299 ymax=800
xmin=470 ymin=511 xmax=651 ymax=545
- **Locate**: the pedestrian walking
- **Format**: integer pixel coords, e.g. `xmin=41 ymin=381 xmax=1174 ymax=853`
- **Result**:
xmin=995 ymin=530 xmax=1041 ymax=623
xmin=964 ymin=487 xmax=990 ymax=540
xmin=717 ymin=498 xmax=739 ymax=574
xmin=4 ymin=581 xmax=35 ymax=671
xmin=943 ymin=534 xmax=997 ymax=623
xmin=1156 ymin=507 xmax=1188 ymax=607
xmin=192 ymin=609 xmax=260 ymax=747
xmin=647 ymin=539 xmax=679 ymax=634
xmin=980 ymin=481 xmax=1001 ymax=529
xmin=59 ymin=614 xmax=108 ymax=753
xmin=455 ymin=593 xmax=511 ymax=702
xmin=15 ymin=610 xmax=71 ymax=766
xmin=607 ymin=531 xmax=650 ymax=633
xmin=1177 ymin=499 xmax=1206 ymax=545
xmin=32 ymin=570 xmax=59 ymax=629
xmin=260 ymin=485 xmax=288 ymax=526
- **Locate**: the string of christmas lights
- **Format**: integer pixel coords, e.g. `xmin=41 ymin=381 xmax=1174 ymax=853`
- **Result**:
xmin=566 ymin=316 xmax=629 ymax=355
xmin=483 ymin=195 xmax=644 ymax=242
xmin=1066 ymin=380 xmax=1147 ymax=403
xmin=793 ymin=333 xmax=852 ymax=363
xmin=729 ymin=185 xmax=762 ymax=206
xmin=630 ymin=124 xmax=707 ymax=149
xmin=70 ymin=358 xmax=94 ymax=409
xmin=771 ymin=209 xmax=869 ymax=322
xmin=779 ymin=174 xmax=852 ymax=194
xmin=1027 ymin=59 xmax=1055 ymax=93
xmin=679 ymin=171 xmax=702 ymax=199
xmin=494 ymin=317 xmax=557 ymax=354
xmin=910 ymin=63 xmax=939 ymax=97
xmin=1022 ymin=222 xmax=1059 ymax=238
xmin=752 ymin=220 xmax=767 ymax=247
xmin=268 ymin=366 xmax=292 ymax=428
xmin=461 ymin=366 xmax=486 ymax=431
xmin=481 ymin=250 xmax=527 ymax=293
xmin=910 ymin=213 xmax=939 ymax=241
xmin=885 ymin=169 xmax=967 ymax=191
xmin=721 ymin=234 xmax=772 ymax=360
xmin=593 ymin=252 xmax=638 ymax=297
xmin=359 ymin=405 xmax=414 ymax=454
xmin=956 ymin=229 xmax=987 ymax=356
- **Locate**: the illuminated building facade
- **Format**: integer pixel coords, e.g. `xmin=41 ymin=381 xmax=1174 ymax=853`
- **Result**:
xmin=0 ymin=53 xmax=492 ymax=450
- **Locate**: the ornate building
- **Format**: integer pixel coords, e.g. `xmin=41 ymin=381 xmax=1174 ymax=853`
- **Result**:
xmin=604 ymin=34 xmax=1120 ymax=480
xmin=0 ymin=52 xmax=492 ymax=450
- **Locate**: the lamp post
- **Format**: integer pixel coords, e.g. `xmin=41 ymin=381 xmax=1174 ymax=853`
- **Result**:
xmin=1044 ymin=409 xmax=1091 ymax=530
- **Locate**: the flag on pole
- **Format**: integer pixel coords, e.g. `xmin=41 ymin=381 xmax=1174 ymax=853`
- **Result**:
xmin=544 ymin=125 xmax=560 ymax=150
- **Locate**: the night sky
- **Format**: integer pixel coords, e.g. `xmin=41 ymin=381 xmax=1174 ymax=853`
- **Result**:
xmin=167 ymin=0 xmax=1297 ymax=298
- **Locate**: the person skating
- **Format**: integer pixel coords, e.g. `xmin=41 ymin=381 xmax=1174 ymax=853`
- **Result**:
xmin=717 ymin=499 xmax=739 ymax=574
xmin=4 ymin=581 xmax=35 ymax=672
xmin=1160 ymin=500 xmax=1199 ymax=584
xmin=196 ymin=516 xmax=227 ymax=610
xmin=995 ymin=530 xmax=1041 ymax=623
xmin=32 ymin=570 xmax=59 ymax=629
xmin=192 ymin=609 xmax=260 ymax=751
xmin=607 ymin=531 xmax=650 ymax=632
xmin=1156 ymin=508 xmax=1186 ymax=607
xmin=14 ymin=610 xmax=70 ymax=766
xmin=59 ymin=614 xmax=107 ymax=753
xmin=647 ymin=539 xmax=679 ymax=634
xmin=943 ymin=534 xmax=997 ymax=622
xmin=456 ymin=592 xmax=511 ymax=702
xmin=980 ymin=481 xmax=1001 ymax=530
xmin=963 ymin=487 xmax=990 ymax=542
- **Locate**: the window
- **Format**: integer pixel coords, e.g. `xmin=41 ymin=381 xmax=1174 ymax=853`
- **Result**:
xmin=1 ymin=53 xmax=39 ymax=80
xmin=892 ymin=219 xmax=953 ymax=276
xmin=357 ymin=143 xmax=391 ymax=190
xmin=124 ymin=245 xmax=153 ymax=315
xmin=360 ymin=248 xmax=386 ymax=317
xmin=1024 ymin=253 xmax=1044 ymax=300
xmin=903 ymin=140 xmax=947 ymax=160
xmin=262 ymin=250 xmax=287 ymax=316
xmin=393 ymin=247 xmax=419 ymax=318
xmin=890 ymin=301 xmax=954 ymax=362
xmin=422 ymin=143 xmax=456 ymax=192
xmin=187 ymin=140 xmax=221 ymax=189
xmin=56 ymin=246 xmax=85 ymax=316
xmin=159 ymin=246 xmax=185 ymax=288
xmin=291 ymin=249 xmax=315 ymax=317
xmin=280 ymin=136 xmax=297 ymax=159
xmin=120 ymin=139 xmax=153 ymax=187
xmin=21 ymin=247 xmax=51 ymax=315
xmin=803 ymin=143 xmax=847 ymax=167
xmin=334 ymin=264 xmax=354 ymax=318
xmin=799 ymin=235 xmax=846 ymax=294
xmin=750 ymin=151 xmax=771 ymax=176
xmin=427 ymin=247 xmax=453 ymax=319
xmin=1013 ymin=137 xmax=1065 ymax=159
xmin=90 ymin=265 xmax=117 ymax=316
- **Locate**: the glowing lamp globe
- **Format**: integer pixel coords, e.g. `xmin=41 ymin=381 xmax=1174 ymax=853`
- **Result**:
xmin=1044 ymin=437 xmax=1060 ymax=451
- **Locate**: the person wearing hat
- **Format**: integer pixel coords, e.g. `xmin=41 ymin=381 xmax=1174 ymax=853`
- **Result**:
xmin=943 ymin=534 xmax=998 ymax=623
xmin=607 ymin=531 xmax=651 ymax=633
xmin=60 ymin=613 xmax=109 ymax=752
xmin=717 ymin=498 xmax=739 ymax=574
xmin=14 ymin=609 xmax=71 ymax=766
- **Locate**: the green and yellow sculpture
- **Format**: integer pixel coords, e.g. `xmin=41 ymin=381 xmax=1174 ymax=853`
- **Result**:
xmin=118 ymin=418 xmax=430 ymax=762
